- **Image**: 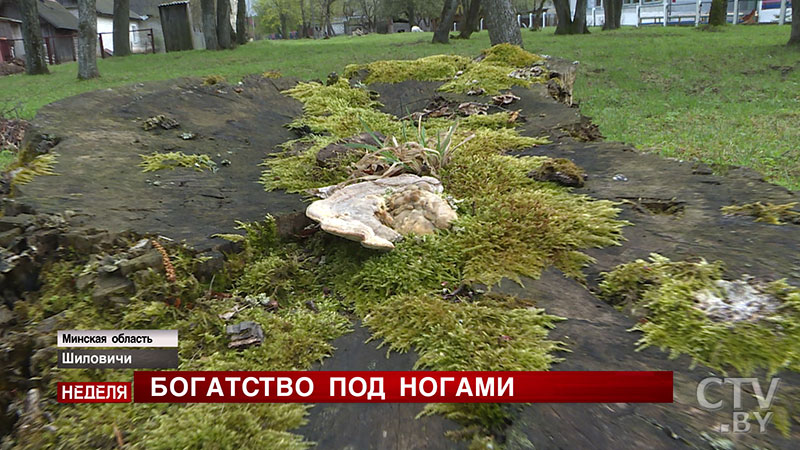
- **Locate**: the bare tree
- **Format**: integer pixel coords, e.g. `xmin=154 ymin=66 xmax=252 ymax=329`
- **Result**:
xmin=432 ymin=0 xmax=458 ymax=43
xmin=531 ymin=0 xmax=546 ymax=30
xmin=77 ymin=0 xmax=100 ymax=79
xmin=457 ymin=0 xmax=481 ymax=39
xmin=788 ymin=0 xmax=799 ymax=45
xmin=357 ymin=0 xmax=380 ymax=32
xmin=16 ymin=0 xmax=49 ymax=74
xmin=113 ymin=0 xmax=131 ymax=56
xmin=321 ymin=0 xmax=337 ymax=36
xmin=201 ymin=0 xmax=218 ymax=49
xmin=217 ymin=0 xmax=233 ymax=48
xmin=602 ymin=0 xmax=622 ymax=30
xmin=484 ymin=0 xmax=522 ymax=46
xmin=237 ymin=0 xmax=248 ymax=43
xmin=708 ymin=0 xmax=726 ymax=26
xmin=553 ymin=0 xmax=589 ymax=34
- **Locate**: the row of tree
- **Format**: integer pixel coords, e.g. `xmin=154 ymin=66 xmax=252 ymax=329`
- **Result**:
xmin=18 ymin=0 xmax=251 ymax=78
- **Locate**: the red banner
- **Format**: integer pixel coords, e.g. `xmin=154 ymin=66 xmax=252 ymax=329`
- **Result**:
xmin=133 ymin=371 xmax=673 ymax=403
xmin=58 ymin=382 xmax=131 ymax=403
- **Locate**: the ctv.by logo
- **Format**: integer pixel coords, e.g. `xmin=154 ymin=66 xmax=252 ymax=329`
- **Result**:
xmin=696 ymin=377 xmax=780 ymax=433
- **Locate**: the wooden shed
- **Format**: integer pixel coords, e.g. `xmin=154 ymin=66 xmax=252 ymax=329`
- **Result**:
xmin=158 ymin=1 xmax=193 ymax=52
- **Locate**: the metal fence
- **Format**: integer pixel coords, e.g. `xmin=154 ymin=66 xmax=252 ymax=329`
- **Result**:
xmin=458 ymin=0 xmax=792 ymax=31
xmin=1 ymin=28 xmax=156 ymax=65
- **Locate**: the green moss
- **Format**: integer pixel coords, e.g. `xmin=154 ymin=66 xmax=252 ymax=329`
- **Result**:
xmin=202 ymin=74 xmax=226 ymax=85
xmin=343 ymin=45 xmax=546 ymax=95
xmin=364 ymin=293 xmax=563 ymax=371
xmin=344 ymin=55 xmax=472 ymax=84
xmin=259 ymin=136 xmax=358 ymax=193
xmin=439 ymin=63 xmax=532 ymax=95
xmin=599 ymin=254 xmax=800 ymax=375
xmin=139 ymin=151 xmax=216 ymax=172
xmin=12 ymin=220 xmax=351 ymax=449
xmin=8 ymin=153 xmax=58 ymax=186
xmin=721 ymin=201 xmax=799 ymax=225
xmin=480 ymin=43 xmax=545 ymax=68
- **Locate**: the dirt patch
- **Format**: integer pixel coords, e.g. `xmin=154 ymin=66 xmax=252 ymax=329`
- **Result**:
xmin=14 ymin=76 xmax=306 ymax=251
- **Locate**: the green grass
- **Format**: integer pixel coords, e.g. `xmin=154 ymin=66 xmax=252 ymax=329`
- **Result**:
xmin=1 ymin=25 xmax=798 ymax=187
xmin=0 ymin=149 xmax=14 ymax=170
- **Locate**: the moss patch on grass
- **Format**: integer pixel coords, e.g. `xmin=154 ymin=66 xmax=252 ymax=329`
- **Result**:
xmin=139 ymin=151 xmax=216 ymax=172
xmin=721 ymin=201 xmax=800 ymax=225
xmin=344 ymin=54 xmax=471 ymax=84
xmin=599 ymin=254 xmax=800 ymax=375
xmin=480 ymin=43 xmax=545 ymax=68
xmin=344 ymin=44 xmax=547 ymax=95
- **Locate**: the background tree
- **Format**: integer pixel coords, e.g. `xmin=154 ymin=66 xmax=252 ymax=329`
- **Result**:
xmin=602 ymin=0 xmax=622 ymax=30
xmin=255 ymin=0 xmax=299 ymax=38
xmin=457 ymin=0 xmax=481 ymax=39
xmin=217 ymin=0 xmax=233 ymax=48
xmin=484 ymin=0 xmax=522 ymax=46
xmin=113 ymin=0 xmax=131 ymax=56
xmin=201 ymin=0 xmax=218 ymax=49
xmin=357 ymin=0 xmax=380 ymax=32
xmin=530 ymin=0 xmax=546 ymax=30
xmin=553 ymin=0 xmax=588 ymax=34
xmin=708 ymin=0 xmax=727 ymax=26
xmin=237 ymin=0 xmax=248 ymax=43
xmin=16 ymin=0 xmax=49 ymax=75
xmin=432 ymin=0 xmax=458 ymax=43
xmin=788 ymin=0 xmax=798 ymax=45
xmin=318 ymin=0 xmax=337 ymax=36
xmin=77 ymin=0 xmax=99 ymax=79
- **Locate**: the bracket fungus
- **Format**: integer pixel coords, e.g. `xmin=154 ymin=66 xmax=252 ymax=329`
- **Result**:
xmin=305 ymin=174 xmax=457 ymax=250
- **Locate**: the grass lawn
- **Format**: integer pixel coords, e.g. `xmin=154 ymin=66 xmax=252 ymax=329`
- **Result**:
xmin=1 ymin=25 xmax=798 ymax=188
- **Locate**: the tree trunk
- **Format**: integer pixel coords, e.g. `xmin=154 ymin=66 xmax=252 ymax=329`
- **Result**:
xmin=77 ymin=0 xmax=99 ymax=79
xmin=300 ymin=0 xmax=309 ymax=37
xmin=325 ymin=1 xmax=334 ymax=36
xmin=433 ymin=0 xmax=458 ymax=43
xmin=217 ymin=0 xmax=232 ymax=48
xmin=201 ymin=0 xmax=218 ymax=49
xmin=406 ymin=0 xmax=416 ymax=27
xmin=531 ymin=0 xmax=546 ymax=30
xmin=236 ymin=0 xmax=247 ymax=43
xmin=554 ymin=0 xmax=590 ymax=34
xmin=708 ymin=0 xmax=727 ymax=26
xmin=280 ymin=13 xmax=288 ymax=39
xmin=17 ymin=0 xmax=49 ymax=74
xmin=602 ymin=0 xmax=622 ymax=30
xmin=113 ymin=0 xmax=131 ymax=56
xmin=458 ymin=0 xmax=481 ymax=39
xmin=483 ymin=0 xmax=522 ymax=46
xmin=789 ymin=1 xmax=799 ymax=45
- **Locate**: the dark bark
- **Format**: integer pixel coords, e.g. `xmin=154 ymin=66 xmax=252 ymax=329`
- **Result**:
xmin=324 ymin=0 xmax=335 ymax=36
xmin=77 ymin=0 xmax=99 ymax=79
xmin=457 ymin=0 xmax=481 ymax=39
xmin=217 ymin=0 xmax=232 ymax=48
xmin=113 ymin=0 xmax=131 ymax=56
xmin=789 ymin=1 xmax=799 ymax=45
xmin=17 ymin=0 xmax=49 ymax=74
xmin=554 ymin=0 xmax=589 ymax=35
xmin=280 ymin=13 xmax=288 ymax=39
xmin=236 ymin=0 xmax=247 ymax=44
xmin=602 ymin=0 xmax=622 ymax=30
xmin=531 ymin=0 xmax=546 ymax=30
xmin=708 ymin=0 xmax=727 ymax=26
xmin=201 ymin=0 xmax=218 ymax=50
xmin=483 ymin=0 xmax=523 ymax=46
xmin=432 ymin=0 xmax=458 ymax=43
xmin=406 ymin=0 xmax=416 ymax=27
